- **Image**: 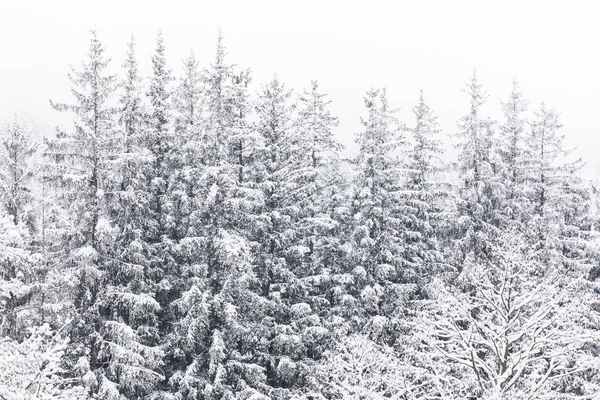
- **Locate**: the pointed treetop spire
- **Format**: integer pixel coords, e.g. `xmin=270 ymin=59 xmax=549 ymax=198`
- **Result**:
xmin=123 ymin=35 xmax=138 ymax=74
xmin=464 ymin=69 xmax=487 ymax=114
xmin=213 ymin=27 xmax=227 ymax=68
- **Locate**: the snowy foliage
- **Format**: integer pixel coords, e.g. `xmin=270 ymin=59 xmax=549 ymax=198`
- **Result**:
xmin=1 ymin=29 xmax=599 ymax=400
xmin=427 ymin=230 xmax=600 ymax=399
xmin=0 ymin=324 xmax=85 ymax=399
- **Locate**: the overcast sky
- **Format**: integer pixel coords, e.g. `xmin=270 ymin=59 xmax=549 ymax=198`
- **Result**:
xmin=1 ymin=0 xmax=599 ymax=177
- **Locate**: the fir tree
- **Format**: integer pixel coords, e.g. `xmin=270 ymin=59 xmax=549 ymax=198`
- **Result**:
xmin=46 ymin=29 xmax=121 ymax=395
xmin=169 ymin=32 xmax=267 ymax=399
xmin=498 ymin=80 xmax=529 ymax=225
xmin=171 ymin=50 xmax=203 ymax=242
xmin=350 ymin=88 xmax=414 ymax=335
xmin=97 ymin=35 xmax=164 ymax=399
xmin=524 ymin=103 xmax=593 ymax=271
xmin=0 ymin=116 xmax=39 ymax=230
xmin=401 ymin=90 xmax=445 ymax=280
xmin=454 ymin=72 xmax=504 ymax=262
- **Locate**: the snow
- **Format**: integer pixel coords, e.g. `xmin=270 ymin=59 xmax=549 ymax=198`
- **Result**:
xmin=1 ymin=29 xmax=599 ymax=400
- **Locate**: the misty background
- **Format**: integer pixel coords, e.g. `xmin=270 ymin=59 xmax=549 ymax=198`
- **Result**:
xmin=1 ymin=0 xmax=598 ymax=177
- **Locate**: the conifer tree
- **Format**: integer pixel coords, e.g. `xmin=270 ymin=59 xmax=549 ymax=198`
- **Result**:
xmin=173 ymin=51 xmax=202 ymax=137
xmin=401 ymin=90 xmax=445 ymax=279
xmin=290 ymin=81 xmax=343 ymax=276
xmin=145 ymin=31 xmax=177 ymax=243
xmin=0 ymin=117 xmax=47 ymax=341
xmin=0 ymin=117 xmax=39 ymax=230
xmin=498 ymin=80 xmax=529 ymax=225
xmin=96 ymin=36 xmax=164 ymax=399
xmin=0 ymin=209 xmax=36 ymax=340
xmin=350 ymin=88 xmax=413 ymax=334
xmin=169 ymin=33 xmax=267 ymax=400
xmin=525 ymin=103 xmax=590 ymax=270
xmin=2 ymin=28 xmax=599 ymax=400
xmin=454 ymin=72 xmax=504 ymax=262
xmin=171 ymin=51 xmax=203 ymax=242
xmin=228 ymin=69 xmax=255 ymax=185
xmin=248 ymin=77 xmax=340 ymax=394
xmin=285 ymin=82 xmax=350 ymax=372
xmin=46 ymin=29 xmax=122 ymax=395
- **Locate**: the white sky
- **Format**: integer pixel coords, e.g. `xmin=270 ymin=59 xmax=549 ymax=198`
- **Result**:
xmin=1 ymin=0 xmax=599 ymax=177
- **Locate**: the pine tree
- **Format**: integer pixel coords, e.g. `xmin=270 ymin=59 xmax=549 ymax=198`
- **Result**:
xmin=350 ymin=88 xmax=414 ymax=336
xmin=454 ymin=72 xmax=504 ymax=262
xmin=498 ymin=80 xmax=529 ymax=225
xmin=171 ymin=51 xmax=203 ymax=242
xmin=524 ymin=103 xmax=597 ymax=273
xmin=169 ymin=32 xmax=267 ymax=399
xmin=401 ymin=90 xmax=445 ymax=279
xmin=96 ymin=35 xmax=164 ymax=399
xmin=0 ymin=116 xmax=39 ymax=230
xmin=46 ymin=29 xmax=122 ymax=395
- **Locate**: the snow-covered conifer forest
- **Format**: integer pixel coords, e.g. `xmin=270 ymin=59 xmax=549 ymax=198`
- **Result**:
xmin=2 ymin=29 xmax=600 ymax=400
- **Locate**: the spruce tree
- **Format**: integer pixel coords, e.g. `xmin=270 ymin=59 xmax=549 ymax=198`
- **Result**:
xmin=0 ymin=117 xmax=39 ymax=229
xmin=171 ymin=51 xmax=203 ymax=242
xmin=169 ymin=32 xmax=267 ymax=400
xmin=350 ymin=88 xmax=412 ymax=336
xmin=287 ymin=81 xmax=348 ymax=362
xmin=96 ymin=36 xmax=164 ymax=399
xmin=401 ymin=90 xmax=445 ymax=279
xmin=524 ymin=103 xmax=589 ymax=270
xmin=454 ymin=72 xmax=504 ymax=262
xmin=290 ymin=81 xmax=343 ymax=277
xmin=0 ymin=117 xmax=46 ymax=341
xmin=498 ymin=80 xmax=529 ymax=225
xmin=46 ymin=29 xmax=122 ymax=395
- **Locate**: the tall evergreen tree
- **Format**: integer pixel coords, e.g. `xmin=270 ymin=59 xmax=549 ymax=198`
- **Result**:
xmin=173 ymin=51 xmax=202 ymax=137
xmin=46 ymin=29 xmax=122 ymax=396
xmin=0 ymin=117 xmax=47 ymax=341
xmin=0 ymin=117 xmax=39 ymax=229
xmin=350 ymin=88 xmax=414 ymax=336
xmin=524 ymin=103 xmax=589 ymax=270
xmin=401 ymin=90 xmax=445 ymax=279
xmin=168 ymin=33 xmax=267 ymax=400
xmin=95 ymin=36 xmax=164 ymax=399
xmin=454 ymin=72 xmax=504 ymax=262
xmin=170 ymin=50 xmax=203 ymax=244
xmin=289 ymin=81 xmax=343 ymax=274
xmin=145 ymin=31 xmax=176 ymax=243
xmin=498 ymin=80 xmax=529 ymax=225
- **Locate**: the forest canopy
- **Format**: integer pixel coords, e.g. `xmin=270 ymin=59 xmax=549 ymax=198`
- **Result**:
xmin=0 ymin=30 xmax=599 ymax=400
